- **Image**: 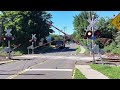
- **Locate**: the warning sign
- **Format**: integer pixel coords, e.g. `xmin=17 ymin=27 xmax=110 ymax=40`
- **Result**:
xmin=112 ymin=13 xmax=120 ymax=31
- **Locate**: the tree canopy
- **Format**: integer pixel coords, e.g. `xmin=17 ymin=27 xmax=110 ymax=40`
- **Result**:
xmin=0 ymin=11 xmax=54 ymax=53
xmin=72 ymin=11 xmax=120 ymax=54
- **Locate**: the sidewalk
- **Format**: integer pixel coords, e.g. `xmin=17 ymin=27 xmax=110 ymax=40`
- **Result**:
xmin=75 ymin=65 xmax=109 ymax=79
xmin=79 ymin=45 xmax=86 ymax=54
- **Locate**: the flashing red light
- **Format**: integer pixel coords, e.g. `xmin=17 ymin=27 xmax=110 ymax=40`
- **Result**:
xmin=86 ymin=31 xmax=92 ymax=38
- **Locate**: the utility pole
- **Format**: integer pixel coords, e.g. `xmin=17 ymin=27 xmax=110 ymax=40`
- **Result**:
xmin=86 ymin=11 xmax=97 ymax=63
xmin=0 ymin=25 xmax=1 ymax=44
xmin=89 ymin=11 xmax=92 ymax=56
xmin=63 ymin=27 xmax=66 ymax=43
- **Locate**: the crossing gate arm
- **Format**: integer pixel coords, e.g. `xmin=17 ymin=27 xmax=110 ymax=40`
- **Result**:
xmin=46 ymin=20 xmax=81 ymax=45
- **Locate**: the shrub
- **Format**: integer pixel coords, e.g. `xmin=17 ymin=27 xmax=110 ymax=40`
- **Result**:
xmin=112 ymin=48 xmax=120 ymax=54
xmin=104 ymin=41 xmax=116 ymax=53
xmin=104 ymin=45 xmax=111 ymax=52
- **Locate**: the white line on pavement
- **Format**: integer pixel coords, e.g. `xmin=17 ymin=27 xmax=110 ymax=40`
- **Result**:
xmin=26 ymin=69 xmax=72 ymax=72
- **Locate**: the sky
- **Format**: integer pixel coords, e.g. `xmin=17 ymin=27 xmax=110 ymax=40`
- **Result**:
xmin=48 ymin=11 xmax=120 ymax=35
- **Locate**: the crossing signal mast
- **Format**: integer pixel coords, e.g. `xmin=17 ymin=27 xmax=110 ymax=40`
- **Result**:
xmin=46 ymin=20 xmax=81 ymax=45
xmin=83 ymin=14 xmax=103 ymax=64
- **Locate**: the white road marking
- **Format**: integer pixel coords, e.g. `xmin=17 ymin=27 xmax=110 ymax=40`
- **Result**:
xmin=26 ymin=69 xmax=72 ymax=72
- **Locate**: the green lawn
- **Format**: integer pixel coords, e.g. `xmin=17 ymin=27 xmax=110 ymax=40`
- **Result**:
xmin=74 ymin=68 xmax=87 ymax=79
xmin=90 ymin=64 xmax=120 ymax=79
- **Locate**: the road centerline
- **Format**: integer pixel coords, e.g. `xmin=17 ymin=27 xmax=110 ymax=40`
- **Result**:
xmin=26 ymin=69 xmax=72 ymax=72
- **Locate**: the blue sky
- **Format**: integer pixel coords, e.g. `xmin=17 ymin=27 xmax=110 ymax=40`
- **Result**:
xmin=48 ymin=11 xmax=120 ymax=35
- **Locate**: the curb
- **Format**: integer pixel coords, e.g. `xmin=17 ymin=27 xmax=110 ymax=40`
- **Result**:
xmin=0 ymin=60 xmax=14 ymax=65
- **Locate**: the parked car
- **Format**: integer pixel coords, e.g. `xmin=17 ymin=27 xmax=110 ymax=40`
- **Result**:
xmin=55 ymin=40 xmax=65 ymax=49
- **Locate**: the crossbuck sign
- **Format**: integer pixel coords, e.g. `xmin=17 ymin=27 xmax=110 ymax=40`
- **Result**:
xmin=32 ymin=34 xmax=37 ymax=41
xmin=86 ymin=18 xmax=98 ymax=31
xmin=5 ymin=29 xmax=12 ymax=37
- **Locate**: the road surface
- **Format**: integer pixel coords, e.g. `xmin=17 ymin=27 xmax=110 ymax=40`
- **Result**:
xmin=0 ymin=43 xmax=98 ymax=79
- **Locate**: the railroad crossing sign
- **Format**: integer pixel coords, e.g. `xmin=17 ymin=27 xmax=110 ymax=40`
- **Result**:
xmin=5 ymin=29 xmax=12 ymax=37
xmin=32 ymin=34 xmax=37 ymax=41
xmin=86 ymin=18 xmax=98 ymax=31
xmin=29 ymin=34 xmax=37 ymax=42
xmin=112 ymin=13 xmax=120 ymax=31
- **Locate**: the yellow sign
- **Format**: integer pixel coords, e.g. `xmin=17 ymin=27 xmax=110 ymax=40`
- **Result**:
xmin=112 ymin=13 xmax=120 ymax=31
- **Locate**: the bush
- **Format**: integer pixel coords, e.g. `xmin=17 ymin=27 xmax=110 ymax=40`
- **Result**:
xmin=111 ymin=47 xmax=120 ymax=54
xmin=104 ymin=41 xmax=116 ymax=53
xmin=104 ymin=45 xmax=111 ymax=52
xmin=0 ymin=46 xmax=4 ymax=51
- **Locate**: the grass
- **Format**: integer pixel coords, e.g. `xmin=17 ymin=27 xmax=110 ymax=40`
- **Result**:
xmin=83 ymin=46 xmax=89 ymax=54
xmin=12 ymin=51 xmax=23 ymax=56
xmin=90 ymin=64 xmax=120 ymax=79
xmin=0 ymin=46 xmax=23 ymax=56
xmin=76 ymin=46 xmax=81 ymax=54
xmin=74 ymin=68 xmax=87 ymax=79
xmin=0 ymin=51 xmax=23 ymax=57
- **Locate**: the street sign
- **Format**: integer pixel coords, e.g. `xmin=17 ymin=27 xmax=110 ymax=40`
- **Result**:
xmin=112 ymin=13 xmax=120 ymax=31
xmin=46 ymin=36 xmax=51 ymax=42
xmin=89 ymin=36 xmax=96 ymax=40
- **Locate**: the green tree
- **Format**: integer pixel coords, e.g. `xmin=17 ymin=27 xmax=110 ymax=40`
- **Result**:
xmin=0 ymin=11 xmax=53 ymax=53
xmin=96 ymin=17 xmax=118 ymax=39
xmin=115 ymin=32 xmax=120 ymax=48
xmin=73 ymin=11 xmax=98 ymax=45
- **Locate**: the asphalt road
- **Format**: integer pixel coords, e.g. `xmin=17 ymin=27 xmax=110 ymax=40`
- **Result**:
xmin=13 ymin=59 xmax=76 ymax=79
xmin=0 ymin=43 xmax=78 ymax=79
xmin=0 ymin=43 xmax=100 ymax=79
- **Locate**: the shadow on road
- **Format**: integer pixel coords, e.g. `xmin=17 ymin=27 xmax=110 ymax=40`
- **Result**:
xmin=36 ymin=47 xmax=76 ymax=54
xmin=11 ymin=58 xmax=34 ymax=61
